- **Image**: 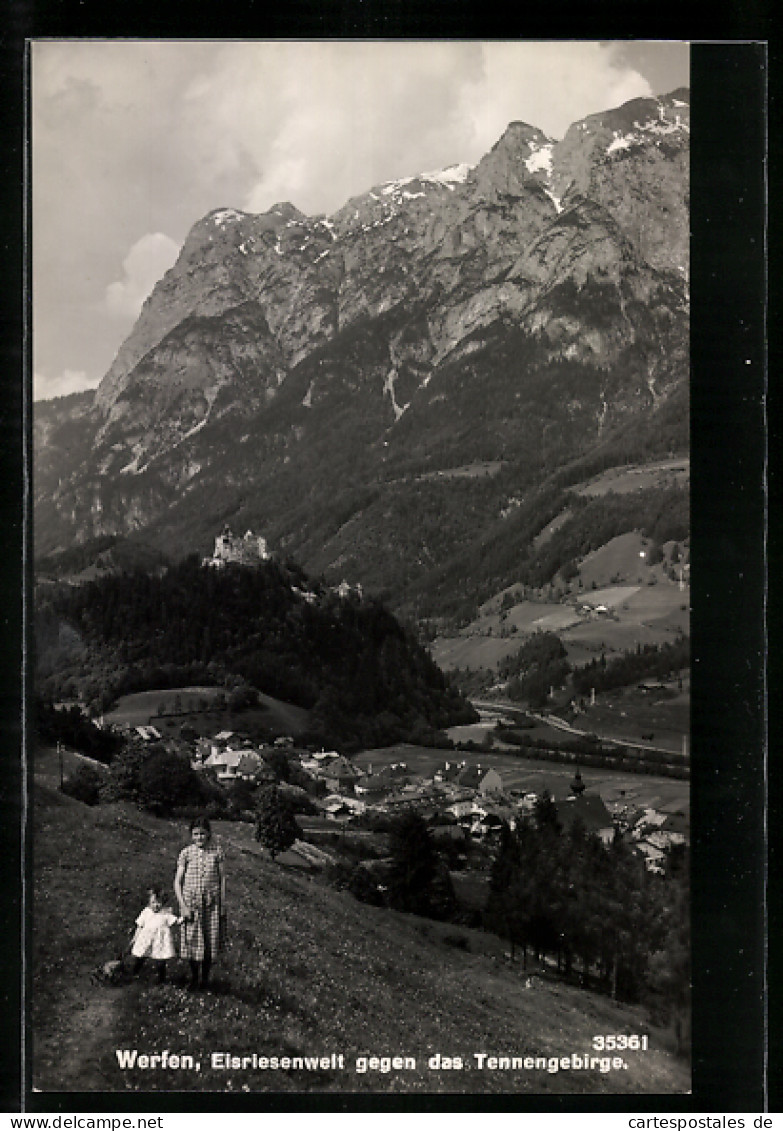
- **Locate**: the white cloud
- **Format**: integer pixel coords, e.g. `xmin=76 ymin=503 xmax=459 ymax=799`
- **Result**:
xmin=31 ymin=41 xmax=678 ymax=388
xmin=198 ymin=41 xmax=653 ymax=217
xmin=34 ymin=368 xmax=94 ymax=401
xmin=105 ymin=232 xmax=181 ymax=320
xmin=457 ymin=42 xmax=653 ymax=146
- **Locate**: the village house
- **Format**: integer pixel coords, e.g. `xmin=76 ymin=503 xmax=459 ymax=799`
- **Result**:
xmin=478 ymin=767 xmax=504 ymax=796
xmin=470 ymin=811 xmax=505 ymax=839
xmin=300 ymin=750 xmax=340 ymax=774
xmin=456 ymin=764 xmax=484 ymax=790
xmin=203 ymin=746 xmax=268 ymax=782
xmin=354 ymin=775 xmax=392 ymax=800
xmin=455 ymin=764 xmax=504 ymax=796
xmin=320 ymin=755 xmax=361 ymax=793
xmin=634 ymin=840 xmax=667 ymax=873
xmin=627 ymin=807 xmax=689 ymax=872
xmin=434 ymin=760 xmax=466 ymax=784
xmin=319 ymin=797 xmax=353 ymax=821
xmin=382 ymin=788 xmax=437 ymax=813
xmin=554 ymin=793 xmax=616 ymax=845
xmin=134 ymin=725 xmax=162 ymax=742
xmin=445 ymin=799 xmax=475 ymax=822
xmin=319 ymin=793 xmax=365 ymax=820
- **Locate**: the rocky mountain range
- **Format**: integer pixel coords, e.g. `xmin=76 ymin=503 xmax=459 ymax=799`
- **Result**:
xmin=35 ymin=90 xmax=689 ymax=621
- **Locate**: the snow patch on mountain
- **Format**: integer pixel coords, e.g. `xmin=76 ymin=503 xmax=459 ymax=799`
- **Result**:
xmin=607 ymin=133 xmax=633 ymax=154
xmin=211 ymin=209 xmax=244 ymax=228
xmin=605 ymin=107 xmax=689 ymax=159
xmin=380 ymin=162 xmax=472 ymax=198
xmin=420 ymin=162 xmax=472 ymax=187
xmin=524 ymin=144 xmax=554 ymax=175
xmin=543 ymin=187 xmax=563 ymax=213
xmin=523 ymin=142 xmax=561 ymax=210
xmin=383 ymin=367 xmax=407 ymax=421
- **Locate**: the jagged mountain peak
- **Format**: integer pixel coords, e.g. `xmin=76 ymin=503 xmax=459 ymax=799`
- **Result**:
xmin=205 ymin=206 xmax=248 ymax=226
xmin=38 ymin=90 xmax=689 ymax=607
xmin=558 ymin=89 xmax=689 ymax=160
xmin=491 ymin=120 xmax=554 ymax=149
xmin=269 ymin=201 xmax=307 ymax=221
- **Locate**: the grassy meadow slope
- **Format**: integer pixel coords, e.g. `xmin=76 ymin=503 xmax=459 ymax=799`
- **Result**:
xmin=33 ymin=782 xmax=689 ymax=1096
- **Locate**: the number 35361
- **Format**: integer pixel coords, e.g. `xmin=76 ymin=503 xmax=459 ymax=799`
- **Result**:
xmin=592 ymin=1035 xmax=648 ymax=1051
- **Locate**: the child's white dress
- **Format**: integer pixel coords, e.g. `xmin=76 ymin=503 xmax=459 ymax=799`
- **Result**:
xmin=131 ymin=906 xmax=179 ymax=960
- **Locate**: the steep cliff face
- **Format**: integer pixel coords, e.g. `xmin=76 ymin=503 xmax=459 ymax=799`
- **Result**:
xmin=36 ymin=90 xmax=689 ymax=608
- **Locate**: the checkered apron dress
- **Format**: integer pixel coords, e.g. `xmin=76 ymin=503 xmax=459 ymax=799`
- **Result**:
xmin=177 ymin=842 xmax=226 ymax=961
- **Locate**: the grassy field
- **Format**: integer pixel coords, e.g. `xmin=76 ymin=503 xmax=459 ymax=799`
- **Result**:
xmin=435 ymin=531 xmax=690 ymax=673
xmin=574 ymin=458 xmax=690 ymax=498
xmin=352 ymin=744 xmax=689 ymax=815
xmin=572 ymin=686 xmax=690 ymax=756
xmin=32 ymin=779 xmax=690 ymax=1096
xmin=103 ymin=687 xmax=311 ymax=739
xmin=416 ymin=461 xmax=505 ymax=481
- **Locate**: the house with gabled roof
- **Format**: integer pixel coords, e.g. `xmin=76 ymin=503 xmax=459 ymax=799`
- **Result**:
xmin=478 ymin=767 xmax=503 ymax=796
xmin=554 ymin=792 xmax=615 ymax=844
xmin=434 ymin=759 xmax=466 ymax=783
xmin=204 ymin=746 xmax=269 ymax=782
xmin=456 ymin=764 xmax=484 ymax=789
xmin=134 ymin=725 xmax=162 ymax=742
xmin=354 ymin=775 xmax=392 ymax=799
xmin=321 ymin=755 xmax=361 ymax=792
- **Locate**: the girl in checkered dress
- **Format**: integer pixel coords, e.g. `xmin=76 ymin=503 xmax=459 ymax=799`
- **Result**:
xmin=174 ymin=817 xmax=226 ymax=990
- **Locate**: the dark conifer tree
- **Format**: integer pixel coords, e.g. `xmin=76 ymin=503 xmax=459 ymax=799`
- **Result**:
xmin=254 ymin=785 xmax=300 ymax=860
xmin=385 ymin=811 xmax=441 ymax=916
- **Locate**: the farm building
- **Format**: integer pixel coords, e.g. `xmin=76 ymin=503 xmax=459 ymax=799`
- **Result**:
xmin=354 ymin=775 xmax=392 ymax=799
xmin=320 ymin=756 xmax=361 ymax=792
xmin=203 ymin=747 xmax=268 ymax=782
xmin=434 ymin=760 xmax=466 ymax=783
xmin=134 ymin=725 xmax=162 ymax=742
xmin=456 ymin=764 xmax=504 ymax=795
xmin=478 ymin=767 xmax=504 ymax=796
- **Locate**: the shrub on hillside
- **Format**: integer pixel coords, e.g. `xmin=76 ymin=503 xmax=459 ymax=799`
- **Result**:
xmin=254 ymin=785 xmax=301 ymax=860
xmin=99 ymin=742 xmax=149 ymax=804
xmin=61 ymin=763 xmax=103 ymax=806
xmin=100 ymin=741 xmax=223 ymax=817
xmin=325 ymin=860 xmax=385 ymax=906
xmin=225 ymin=777 xmax=258 ymax=816
xmin=137 ymin=748 xmax=215 ymax=817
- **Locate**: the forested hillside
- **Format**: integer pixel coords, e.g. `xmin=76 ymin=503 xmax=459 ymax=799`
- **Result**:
xmin=36 ymin=557 xmax=476 ymax=748
xmin=408 ymin=483 xmax=689 ymax=622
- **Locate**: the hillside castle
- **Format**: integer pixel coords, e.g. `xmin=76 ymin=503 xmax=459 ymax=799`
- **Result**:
xmin=203 ymin=526 xmax=271 ymax=569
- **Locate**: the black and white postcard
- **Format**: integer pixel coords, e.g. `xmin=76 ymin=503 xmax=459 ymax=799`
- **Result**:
xmin=19 ymin=39 xmax=767 ymax=1111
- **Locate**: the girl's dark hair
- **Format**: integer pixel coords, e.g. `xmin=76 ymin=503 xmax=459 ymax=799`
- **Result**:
xmin=147 ymin=886 xmax=167 ymax=901
xmin=189 ymin=817 xmax=212 ymax=835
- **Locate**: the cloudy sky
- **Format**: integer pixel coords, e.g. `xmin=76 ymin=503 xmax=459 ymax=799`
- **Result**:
xmin=32 ymin=40 xmax=689 ymax=402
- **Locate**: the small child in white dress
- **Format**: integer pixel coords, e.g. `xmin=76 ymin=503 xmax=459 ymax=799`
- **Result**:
xmin=130 ymin=887 xmax=182 ymax=984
